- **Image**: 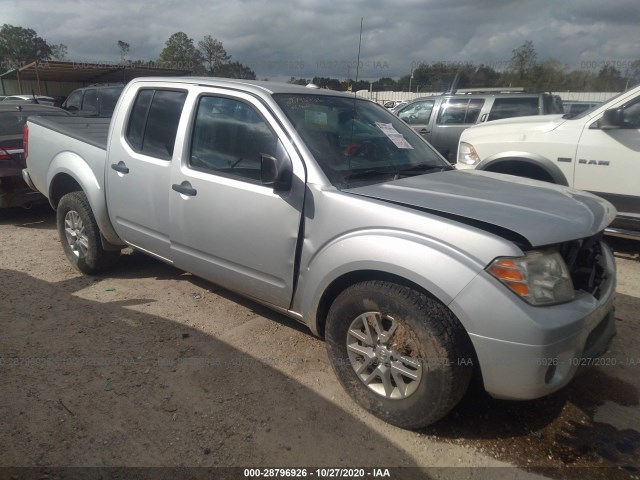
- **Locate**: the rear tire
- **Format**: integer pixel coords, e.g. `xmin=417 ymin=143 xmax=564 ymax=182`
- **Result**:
xmin=325 ymin=280 xmax=473 ymax=429
xmin=57 ymin=191 xmax=120 ymax=274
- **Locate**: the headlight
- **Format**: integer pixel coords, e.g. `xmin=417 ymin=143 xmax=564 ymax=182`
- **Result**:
xmin=457 ymin=141 xmax=480 ymax=166
xmin=487 ymin=250 xmax=575 ymax=305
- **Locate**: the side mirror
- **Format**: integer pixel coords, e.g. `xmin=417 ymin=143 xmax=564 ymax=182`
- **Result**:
xmin=595 ymin=108 xmax=624 ymax=129
xmin=261 ymin=153 xmax=292 ymax=191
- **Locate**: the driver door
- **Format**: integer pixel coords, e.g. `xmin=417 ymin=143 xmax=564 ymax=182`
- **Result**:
xmin=397 ymin=99 xmax=436 ymax=142
xmin=169 ymin=89 xmax=306 ymax=308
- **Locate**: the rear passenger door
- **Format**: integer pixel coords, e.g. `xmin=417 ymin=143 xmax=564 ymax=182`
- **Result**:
xmin=430 ymin=98 xmax=484 ymax=162
xmin=169 ymin=89 xmax=306 ymax=308
xmin=106 ymin=86 xmax=188 ymax=261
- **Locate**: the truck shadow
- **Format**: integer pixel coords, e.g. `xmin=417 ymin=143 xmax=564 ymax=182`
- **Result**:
xmin=0 ymin=268 xmax=426 ymax=474
xmin=4 ymin=207 xmax=637 ymax=477
xmin=0 ymin=203 xmax=55 ymax=230
xmin=102 ymin=251 xmax=640 ymax=478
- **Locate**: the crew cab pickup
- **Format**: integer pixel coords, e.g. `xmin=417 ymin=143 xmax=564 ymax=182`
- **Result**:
xmin=23 ymin=77 xmax=617 ymax=429
xmin=457 ymin=85 xmax=640 ymax=239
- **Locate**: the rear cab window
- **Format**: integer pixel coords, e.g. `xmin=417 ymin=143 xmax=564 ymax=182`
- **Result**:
xmin=81 ymin=89 xmax=98 ymax=115
xmin=97 ymin=87 xmax=123 ymax=117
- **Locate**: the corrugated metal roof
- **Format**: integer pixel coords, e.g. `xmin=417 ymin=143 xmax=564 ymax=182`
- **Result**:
xmin=0 ymin=60 xmax=191 ymax=83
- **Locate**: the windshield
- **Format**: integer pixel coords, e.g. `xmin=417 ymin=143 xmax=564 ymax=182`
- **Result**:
xmin=274 ymin=94 xmax=450 ymax=188
xmin=569 ymin=90 xmax=629 ymax=120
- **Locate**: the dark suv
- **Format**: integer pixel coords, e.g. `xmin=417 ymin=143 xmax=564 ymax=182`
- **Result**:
xmin=62 ymin=84 xmax=124 ymax=117
xmin=0 ymin=104 xmax=71 ymax=208
xmin=396 ymin=90 xmax=563 ymax=162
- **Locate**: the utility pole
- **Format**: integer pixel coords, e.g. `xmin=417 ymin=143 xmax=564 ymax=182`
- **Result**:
xmin=409 ymin=65 xmax=414 ymax=93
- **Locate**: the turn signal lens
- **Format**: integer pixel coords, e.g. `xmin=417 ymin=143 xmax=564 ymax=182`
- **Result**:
xmin=457 ymin=142 xmax=480 ymax=166
xmin=487 ymin=250 xmax=574 ymax=306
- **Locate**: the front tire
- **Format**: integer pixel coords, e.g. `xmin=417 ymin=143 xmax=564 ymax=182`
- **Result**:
xmin=57 ymin=191 xmax=120 ymax=274
xmin=325 ymin=281 xmax=473 ymax=429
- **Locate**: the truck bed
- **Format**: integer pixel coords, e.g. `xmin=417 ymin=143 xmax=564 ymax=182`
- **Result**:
xmin=27 ymin=116 xmax=110 ymax=150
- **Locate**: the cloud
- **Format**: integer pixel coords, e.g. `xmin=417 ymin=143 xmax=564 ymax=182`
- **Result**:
xmin=2 ymin=0 xmax=637 ymax=81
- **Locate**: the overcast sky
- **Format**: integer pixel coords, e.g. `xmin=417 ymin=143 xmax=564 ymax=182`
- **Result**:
xmin=2 ymin=0 xmax=639 ymax=81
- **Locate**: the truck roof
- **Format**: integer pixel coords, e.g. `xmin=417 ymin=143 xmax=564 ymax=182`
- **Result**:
xmin=127 ymin=76 xmax=358 ymax=98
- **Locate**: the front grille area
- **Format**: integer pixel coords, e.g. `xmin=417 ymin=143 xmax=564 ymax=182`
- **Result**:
xmin=558 ymin=233 xmax=607 ymax=299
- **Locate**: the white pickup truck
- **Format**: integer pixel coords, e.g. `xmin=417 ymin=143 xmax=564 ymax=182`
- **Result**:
xmin=457 ymin=85 xmax=640 ymax=239
xmin=22 ymin=77 xmax=617 ymax=429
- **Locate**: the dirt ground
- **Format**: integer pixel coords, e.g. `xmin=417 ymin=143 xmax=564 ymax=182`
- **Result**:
xmin=1 ymin=205 xmax=638 ymax=479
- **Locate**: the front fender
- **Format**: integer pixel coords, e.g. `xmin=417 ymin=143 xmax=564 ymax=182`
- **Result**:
xmin=477 ymin=151 xmax=569 ymax=186
xmin=48 ymin=152 xmax=122 ymax=245
xmin=295 ymin=230 xmax=485 ymax=336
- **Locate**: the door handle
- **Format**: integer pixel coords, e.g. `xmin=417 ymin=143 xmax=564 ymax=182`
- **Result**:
xmin=419 ymin=129 xmax=430 ymax=134
xmin=172 ymin=182 xmax=197 ymax=197
xmin=111 ymin=162 xmax=129 ymax=174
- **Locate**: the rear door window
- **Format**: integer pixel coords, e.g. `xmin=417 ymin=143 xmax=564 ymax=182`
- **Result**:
xmin=125 ymin=89 xmax=187 ymax=160
xmin=437 ymin=98 xmax=484 ymax=124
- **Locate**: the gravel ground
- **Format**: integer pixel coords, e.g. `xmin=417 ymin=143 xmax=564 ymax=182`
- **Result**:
xmin=0 ymin=206 xmax=638 ymax=479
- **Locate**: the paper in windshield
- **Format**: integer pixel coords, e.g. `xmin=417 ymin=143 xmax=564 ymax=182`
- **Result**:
xmin=375 ymin=122 xmax=413 ymax=149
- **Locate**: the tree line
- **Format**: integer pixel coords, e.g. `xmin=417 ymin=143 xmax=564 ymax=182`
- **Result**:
xmin=290 ymin=41 xmax=640 ymax=93
xmin=2 ymin=25 xmax=638 ymax=92
xmin=0 ymin=24 xmax=256 ymax=80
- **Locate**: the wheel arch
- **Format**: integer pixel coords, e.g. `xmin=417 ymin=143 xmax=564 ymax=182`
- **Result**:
xmin=314 ymin=270 xmax=439 ymax=339
xmin=49 ymin=172 xmax=82 ymax=208
xmin=477 ymin=151 xmax=568 ymax=186
xmin=47 ymin=154 xmax=124 ymax=247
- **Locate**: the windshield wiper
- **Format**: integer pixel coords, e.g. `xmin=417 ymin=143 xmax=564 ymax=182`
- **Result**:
xmin=394 ymin=164 xmax=453 ymax=175
xmin=342 ymin=164 xmax=451 ymax=186
xmin=343 ymin=169 xmax=398 ymax=183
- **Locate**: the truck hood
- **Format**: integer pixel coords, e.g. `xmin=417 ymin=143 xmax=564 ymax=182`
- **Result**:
xmin=343 ymin=170 xmax=616 ymax=247
xmin=468 ymin=114 xmax=566 ymax=135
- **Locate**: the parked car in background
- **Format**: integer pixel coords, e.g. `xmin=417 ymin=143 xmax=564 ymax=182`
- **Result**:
xmin=0 ymin=104 xmax=71 ymax=208
xmin=457 ymin=84 xmax=640 ymax=239
xmin=1 ymin=95 xmax=56 ymax=106
xmin=396 ymin=90 xmax=563 ymax=162
xmin=23 ymin=77 xmax=617 ymax=429
xmin=391 ymin=101 xmax=408 ymax=114
xmin=562 ymin=101 xmax=602 ymax=118
xmin=383 ymin=100 xmax=407 ymax=110
xmin=62 ymin=84 xmax=124 ymax=117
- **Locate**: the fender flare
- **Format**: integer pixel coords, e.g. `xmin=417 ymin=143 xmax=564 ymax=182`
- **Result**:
xmin=477 ymin=151 xmax=569 ymax=186
xmin=48 ymin=152 xmax=123 ymax=246
xmin=294 ymin=230 xmax=489 ymax=336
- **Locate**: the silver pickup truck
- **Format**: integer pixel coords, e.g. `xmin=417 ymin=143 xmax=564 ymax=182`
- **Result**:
xmin=23 ymin=77 xmax=617 ymax=429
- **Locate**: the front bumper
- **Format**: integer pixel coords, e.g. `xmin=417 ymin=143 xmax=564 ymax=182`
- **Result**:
xmin=449 ymin=241 xmax=616 ymax=400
